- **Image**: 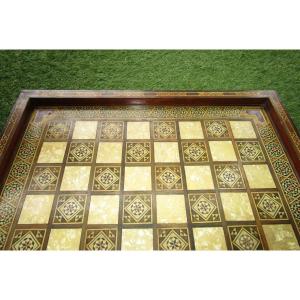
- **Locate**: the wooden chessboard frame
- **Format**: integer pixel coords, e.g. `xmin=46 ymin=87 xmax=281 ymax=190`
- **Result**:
xmin=0 ymin=90 xmax=300 ymax=250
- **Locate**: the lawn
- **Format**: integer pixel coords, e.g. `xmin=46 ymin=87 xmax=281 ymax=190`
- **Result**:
xmin=0 ymin=50 xmax=299 ymax=133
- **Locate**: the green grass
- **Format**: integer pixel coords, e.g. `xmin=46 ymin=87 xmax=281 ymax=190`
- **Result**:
xmin=0 ymin=50 xmax=299 ymax=133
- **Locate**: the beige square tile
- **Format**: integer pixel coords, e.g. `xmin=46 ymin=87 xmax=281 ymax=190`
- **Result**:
xmin=156 ymin=194 xmax=187 ymax=223
xmin=127 ymin=122 xmax=150 ymax=139
xmin=154 ymin=142 xmax=180 ymax=163
xmin=230 ymin=121 xmax=256 ymax=139
xmin=72 ymin=121 xmax=98 ymax=139
xmin=193 ymin=227 xmax=227 ymax=250
xmin=244 ymin=164 xmax=276 ymax=189
xmin=221 ymin=192 xmax=254 ymax=221
xmin=47 ymin=228 xmax=82 ymax=250
xmin=60 ymin=166 xmax=91 ymax=191
xmin=88 ymin=195 xmax=119 ymax=224
xmin=209 ymin=141 xmax=237 ymax=161
xmin=121 ymin=229 xmax=153 ymax=250
xmin=18 ymin=195 xmax=54 ymax=224
xmin=185 ymin=166 xmax=214 ymax=190
xmin=179 ymin=121 xmax=204 ymax=139
xmin=124 ymin=167 xmax=152 ymax=191
xmin=96 ymin=142 xmax=123 ymax=163
xmin=37 ymin=142 xmax=67 ymax=163
xmin=263 ymin=224 xmax=300 ymax=250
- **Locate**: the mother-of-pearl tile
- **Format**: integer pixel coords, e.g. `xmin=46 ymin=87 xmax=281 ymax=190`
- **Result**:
xmin=47 ymin=228 xmax=82 ymax=250
xmin=243 ymin=164 xmax=276 ymax=189
xmin=127 ymin=122 xmax=150 ymax=139
xmin=193 ymin=227 xmax=227 ymax=250
xmin=220 ymin=192 xmax=254 ymax=221
xmin=230 ymin=121 xmax=256 ymax=139
xmin=96 ymin=142 xmax=123 ymax=163
xmin=121 ymin=229 xmax=153 ymax=250
xmin=185 ymin=165 xmax=214 ymax=190
xmin=156 ymin=194 xmax=187 ymax=223
xmin=37 ymin=142 xmax=67 ymax=163
xmin=263 ymin=224 xmax=300 ymax=250
xmin=60 ymin=166 xmax=91 ymax=191
xmin=124 ymin=166 xmax=152 ymax=191
xmin=209 ymin=141 xmax=237 ymax=161
xmin=88 ymin=195 xmax=119 ymax=224
xmin=18 ymin=195 xmax=54 ymax=224
xmin=154 ymin=142 xmax=180 ymax=162
xmin=179 ymin=121 xmax=204 ymax=139
xmin=72 ymin=121 xmax=98 ymax=139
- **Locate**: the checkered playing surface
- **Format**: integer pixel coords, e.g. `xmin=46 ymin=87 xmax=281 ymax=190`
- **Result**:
xmin=1 ymin=106 xmax=299 ymax=250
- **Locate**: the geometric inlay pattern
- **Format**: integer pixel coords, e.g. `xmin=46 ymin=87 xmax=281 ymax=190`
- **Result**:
xmin=0 ymin=202 xmax=15 ymax=227
xmin=158 ymin=228 xmax=190 ymax=250
xmin=264 ymin=141 xmax=285 ymax=161
xmin=123 ymin=194 xmax=152 ymax=224
xmin=290 ymin=199 xmax=300 ymax=222
xmin=1 ymin=179 xmax=23 ymax=204
xmin=273 ymin=158 xmax=292 ymax=178
xmin=17 ymin=141 xmax=38 ymax=163
xmin=53 ymin=194 xmax=87 ymax=224
xmin=153 ymin=121 xmax=177 ymax=140
xmin=10 ymin=159 xmax=31 ymax=179
xmin=100 ymin=121 xmax=124 ymax=140
xmin=67 ymin=142 xmax=95 ymax=163
xmin=228 ymin=226 xmax=263 ymax=250
xmin=155 ymin=166 xmax=183 ymax=190
xmin=29 ymin=166 xmax=61 ymax=191
xmin=237 ymin=141 xmax=265 ymax=162
xmin=93 ymin=166 xmax=121 ymax=191
xmin=252 ymin=192 xmax=288 ymax=220
xmin=214 ymin=164 xmax=245 ymax=189
xmin=10 ymin=229 xmax=46 ymax=250
xmin=204 ymin=120 xmax=230 ymax=138
xmin=45 ymin=121 xmax=71 ymax=140
xmin=126 ymin=142 xmax=151 ymax=163
xmin=85 ymin=229 xmax=117 ymax=250
xmin=188 ymin=193 xmax=221 ymax=223
xmin=182 ymin=142 xmax=208 ymax=163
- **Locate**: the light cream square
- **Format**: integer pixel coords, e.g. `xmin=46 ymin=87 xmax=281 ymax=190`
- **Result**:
xmin=121 ymin=229 xmax=153 ymax=250
xmin=37 ymin=142 xmax=67 ymax=163
xmin=230 ymin=121 xmax=256 ymax=139
xmin=127 ymin=122 xmax=150 ymax=139
xmin=244 ymin=164 xmax=276 ymax=189
xmin=209 ymin=141 xmax=237 ymax=161
xmin=156 ymin=194 xmax=187 ymax=223
xmin=154 ymin=142 xmax=180 ymax=163
xmin=179 ymin=121 xmax=204 ymax=139
xmin=124 ymin=167 xmax=152 ymax=191
xmin=60 ymin=166 xmax=91 ymax=191
xmin=96 ymin=142 xmax=123 ymax=163
xmin=263 ymin=224 xmax=300 ymax=250
xmin=72 ymin=121 xmax=98 ymax=139
xmin=47 ymin=228 xmax=82 ymax=250
xmin=193 ymin=227 xmax=227 ymax=250
xmin=221 ymin=192 xmax=254 ymax=221
xmin=18 ymin=195 xmax=54 ymax=224
xmin=88 ymin=195 xmax=119 ymax=224
xmin=185 ymin=166 xmax=214 ymax=190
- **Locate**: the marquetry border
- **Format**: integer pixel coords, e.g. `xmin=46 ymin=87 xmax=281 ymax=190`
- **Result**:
xmin=0 ymin=115 xmax=44 ymax=249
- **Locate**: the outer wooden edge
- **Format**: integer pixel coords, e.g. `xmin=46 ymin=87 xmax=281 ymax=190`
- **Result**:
xmin=21 ymin=89 xmax=270 ymax=98
xmin=266 ymin=91 xmax=300 ymax=167
xmin=0 ymin=92 xmax=31 ymax=164
xmin=0 ymin=90 xmax=299 ymax=173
